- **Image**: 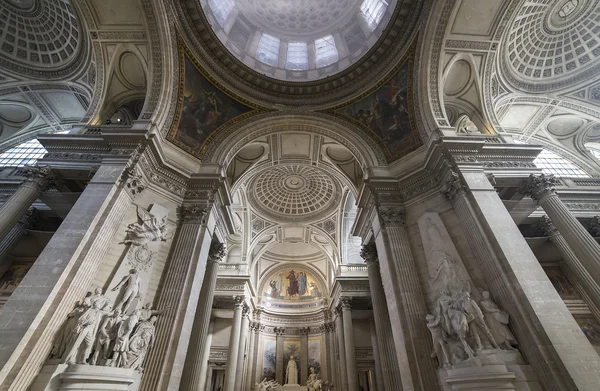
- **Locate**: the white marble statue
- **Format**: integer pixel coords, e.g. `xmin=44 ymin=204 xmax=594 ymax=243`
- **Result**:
xmin=51 ymin=299 xmax=88 ymax=359
xmin=458 ymin=291 xmax=499 ymax=350
xmin=286 ymin=355 xmax=299 ymax=385
xmin=256 ymin=378 xmax=281 ymax=391
xmin=62 ymin=300 xmax=111 ymax=364
xmin=89 ymin=288 xmax=112 ymax=310
xmin=90 ymin=308 xmax=120 ymax=365
xmin=307 ymin=367 xmax=322 ymax=391
xmin=123 ymin=315 xmax=157 ymax=371
xmin=122 ymin=205 xmax=169 ymax=246
xmin=480 ymin=291 xmax=517 ymax=349
xmin=426 ymin=313 xmax=451 ymax=368
xmin=111 ymin=269 xmax=141 ymax=313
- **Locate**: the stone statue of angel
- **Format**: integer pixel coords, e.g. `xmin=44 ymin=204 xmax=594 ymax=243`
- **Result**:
xmin=122 ymin=205 xmax=170 ymax=246
xmin=307 ymin=367 xmax=323 ymax=391
xmin=255 ymin=378 xmax=281 ymax=391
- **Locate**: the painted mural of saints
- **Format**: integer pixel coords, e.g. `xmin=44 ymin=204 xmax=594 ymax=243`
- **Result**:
xmin=286 ymin=270 xmax=299 ymax=298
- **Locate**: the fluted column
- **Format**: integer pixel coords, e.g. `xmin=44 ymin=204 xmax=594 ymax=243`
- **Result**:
xmin=180 ymin=241 xmax=227 ymax=391
xmin=0 ymin=209 xmax=35 ymax=278
xmin=0 ymin=165 xmax=53 ymax=240
xmin=522 ymin=174 xmax=600 ymax=294
xmin=244 ymin=321 xmax=260 ymax=391
xmin=372 ymin=206 xmax=438 ymax=391
xmin=234 ymin=308 xmax=250 ymax=390
xmin=334 ymin=310 xmax=348 ymax=391
xmin=275 ymin=327 xmax=285 ymax=385
xmin=223 ymin=297 xmax=246 ymax=391
xmin=299 ymin=327 xmax=309 ymax=385
xmin=539 ymin=216 xmax=600 ymax=312
xmin=199 ymin=319 xmax=215 ymax=391
xmin=448 ymin=169 xmax=600 ymax=390
xmin=361 ymin=244 xmax=402 ymax=390
xmin=369 ymin=318 xmax=384 ymax=391
xmin=340 ymin=298 xmax=359 ymax=391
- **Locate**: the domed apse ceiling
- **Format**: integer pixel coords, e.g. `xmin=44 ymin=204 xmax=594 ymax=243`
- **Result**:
xmin=200 ymin=0 xmax=396 ymax=81
xmin=501 ymin=0 xmax=600 ymax=90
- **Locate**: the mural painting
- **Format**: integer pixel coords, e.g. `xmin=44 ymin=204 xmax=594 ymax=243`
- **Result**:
xmin=263 ymin=267 xmax=325 ymax=302
xmin=167 ymin=52 xmax=255 ymax=158
xmin=0 ymin=264 xmax=32 ymax=292
xmin=308 ymin=336 xmax=322 ymax=376
xmin=282 ymin=338 xmax=301 ymax=381
xmin=544 ymin=266 xmax=579 ymax=300
xmin=332 ymin=53 xmax=419 ymax=161
xmin=261 ymin=336 xmax=277 ymax=381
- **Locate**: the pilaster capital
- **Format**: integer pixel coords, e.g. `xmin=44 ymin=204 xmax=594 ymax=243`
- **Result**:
xmin=21 ymin=164 xmax=55 ymax=191
xmin=298 ymin=327 xmax=310 ymax=336
xmin=538 ymin=215 xmax=559 ymax=237
xmin=589 ymin=216 xmax=600 ymax=237
xmin=340 ymin=297 xmax=352 ymax=311
xmin=241 ymin=303 xmax=251 ymax=318
xmin=250 ymin=321 xmax=261 ymax=332
xmin=120 ymin=165 xmax=146 ymax=197
xmin=520 ymin=174 xmax=558 ymax=202
xmin=233 ymin=295 xmax=245 ymax=308
xmin=17 ymin=208 xmax=39 ymax=229
xmin=360 ymin=244 xmax=378 ymax=265
xmin=274 ymin=327 xmax=286 ymax=336
xmin=442 ymin=170 xmax=468 ymax=203
xmin=377 ymin=205 xmax=406 ymax=228
xmin=177 ymin=203 xmax=209 ymax=224
xmin=208 ymin=241 xmax=227 ymax=263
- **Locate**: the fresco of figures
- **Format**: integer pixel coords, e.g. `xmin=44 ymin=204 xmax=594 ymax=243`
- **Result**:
xmin=261 ymin=337 xmax=277 ymax=381
xmin=262 ymin=267 xmax=325 ymax=302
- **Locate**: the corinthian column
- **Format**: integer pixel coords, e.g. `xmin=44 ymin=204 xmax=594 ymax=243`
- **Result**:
xmin=521 ymin=174 xmax=600 ymax=296
xmin=275 ymin=327 xmax=286 ymax=385
xmin=233 ymin=308 xmax=250 ymax=390
xmin=0 ymin=209 xmax=36 ymax=278
xmin=360 ymin=244 xmax=402 ymax=391
xmin=538 ymin=216 xmax=600 ymax=312
xmin=371 ymin=205 xmax=438 ymax=390
xmin=340 ymin=298 xmax=359 ymax=391
xmin=334 ymin=309 xmax=348 ymax=391
xmin=0 ymin=165 xmax=53 ymax=240
xmin=223 ymin=297 xmax=246 ymax=391
xmin=180 ymin=241 xmax=227 ymax=391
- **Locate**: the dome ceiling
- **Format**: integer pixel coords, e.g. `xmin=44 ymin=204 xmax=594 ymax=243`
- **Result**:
xmin=200 ymin=0 xmax=396 ymax=81
xmin=500 ymin=0 xmax=600 ymax=91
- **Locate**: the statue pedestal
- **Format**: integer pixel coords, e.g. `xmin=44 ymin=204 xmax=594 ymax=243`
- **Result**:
xmin=30 ymin=363 xmax=141 ymax=391
xmin=280 ymin=385 xmax=307 ymax=391
xmin=437 ymin=350 xmax=542 ymax=390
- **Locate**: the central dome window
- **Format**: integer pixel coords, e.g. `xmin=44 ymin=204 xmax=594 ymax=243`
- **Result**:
xmin=200 ymin=0 xmax=396 ymax=81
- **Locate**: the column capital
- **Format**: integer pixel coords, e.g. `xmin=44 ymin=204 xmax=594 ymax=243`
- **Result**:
xmin=21 ymin=164 xmax=55 ymax=191
xmin=442 ymin=170 xmax=468 ymax=203
xmin=360 ymin=243 xmax=378 ymax=265
xmin=538 ymin=215 xmax=559 ymax=237
xmin=233 ymin=295 xmax=245 ymax=308
xmin=208 ymin=241 xmax=227 ymax=263
xmin=274 ymin=327 xmax=286 ymax=336
xmin=120 ymin=165 xmax=146 ymax=197
xmin=589 ymin=216 xmax=600 ymax=237
xmin=520 ymin=174 xmax=558 ymax=202
xmin=177 ymin=203 xmax=209 ymax=224
xmin=242 ymin=303 xmax=251 ymax=317
xmin=298 ymin=327 xmax=310 ymax=336
xmin=340 ymin=297 xmax=352 ymax=311
xmin=377 ymin=205 xmax=406 ymax=228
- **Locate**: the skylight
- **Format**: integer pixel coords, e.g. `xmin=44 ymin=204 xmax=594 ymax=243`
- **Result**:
xmin=0 ymin=138 xmax=48 ymax=167
xmin=315 ymin=35 xmax=339 ymax=68
xmin=360 ymin=0 xmax=389 ymax=31
xmin=534 ymin=149 xmax=589 ymax=178
xmin=285 ymin=42 xmax=309 ymax=71
xmin=256 ymin=33 xmax=280 ymax=67
xmin=208 ymin=0 xmax=235 ymax=27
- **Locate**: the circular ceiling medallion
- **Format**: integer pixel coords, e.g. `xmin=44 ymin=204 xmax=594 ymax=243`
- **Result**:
xmin=546 ymin=117 xmax=584 ymax=136
xmin=501 ymin=0 xmax=600 ymax=90
xmin=248 ymin=165 xmax=340 ymax=222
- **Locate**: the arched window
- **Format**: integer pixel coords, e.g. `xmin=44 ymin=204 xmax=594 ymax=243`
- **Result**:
xmin=285 ymin=42 xmax=309 ymax=70
xmin=360 ymin=0 xmax=388 ymax=31
xmin=533 ymin=149 xmax=589 ymax=178
xmin=256 ymin=33 xmax=280 ymax=67
xmin=315 ymin=35 xmax=339 ymax=68
xmin=207 ymin=0 xmax=234 ymax=27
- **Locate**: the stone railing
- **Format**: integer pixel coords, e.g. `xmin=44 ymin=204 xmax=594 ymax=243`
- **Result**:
xmin=338 ymin=264 xmax=368 ymax=276
xmin=217 ymin=263 xmax=248 ymax=275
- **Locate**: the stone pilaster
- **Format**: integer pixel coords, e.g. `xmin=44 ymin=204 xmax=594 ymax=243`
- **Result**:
xmin=275 ymin=327 xmax=286 ymax=385
xmin=360 ymin=244 xmax=402 ymax=391
xmin=371 ymin=205 xmax=438 ymax=391
xmin=369 ymin=317 xmax=384 ymax=391
xmin=0 ymin=165 xmax=54 ymax=241
xmin=334 ymin=309 xmax=348 ymax=391
xmin=538 ymin=216 xmax=600 ymax=314
xmin=244 ymin=321 xmax=260 ymax=391
xmin=234 ymin=305 xmax=250 ymax=390
xmin=340 ymin=298 xmax=358 ymax=391
xmin=140 ymin=202 xmax=216 ymax=391
xmin=223 ymin=297 xmax=245 ymax=391
xmin=521 ymin=174 xmax=600 ymax=293
xmin=451 ymin=168 xmax=600 ymax=391
xmin=0 ymin=208 xmax=36 ymax=278
xmin=198 ymin=318 xmax=215 ymax=391
xmin=180 ymin=241 xmax=227 ymax=391
xmin=299 ymin=327 xmax=309 ymax=385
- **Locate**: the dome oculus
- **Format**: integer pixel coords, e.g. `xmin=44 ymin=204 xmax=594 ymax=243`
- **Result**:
xmin=199 ymin=0 xmax=396 ymax=81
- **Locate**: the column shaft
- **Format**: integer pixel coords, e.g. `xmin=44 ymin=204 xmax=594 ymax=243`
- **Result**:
xmin=335 ymin=315 xmax=348 ymax=390
xmin=369 ymin=318 xmax=384 ymax=391
xmin=275 ymin=330 xmax=285 ymax=385
xmin=244 ymin=324 xmax=259 ymax=391
xmin=456 ymin=171 xmax=600 ymax=390
xmin=372 ymin=211 xmax=438 ymax=391
xmin=0 ymin=224 xmax=27 ymax=279
xmin=180 ymin=255 xmax=222 ymax=391
xmin=0 ymin=182 xmax=43 ymax=240
xmin=341 ymin=301 xmax=358 ymax=391
xmin=300 ymin=331 xmax=308 ymax=385
xmin=199 ymin=319 xmax=215 ymax=391
xmin=364 ymin=257 xmax=402 ymax=390
xmin=223 ymin=299 xmax=244 ymax=391
xmin=233 ymin=313 xmax=250 ymax=390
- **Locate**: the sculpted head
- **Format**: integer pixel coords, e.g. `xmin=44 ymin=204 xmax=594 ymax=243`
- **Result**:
xmin=426 ymin=314 xmax=434 ymax=322
xmin=94 ymin=287 xmax=102 ymax=295
xmin=482 ymin=291 xmax=490 ymax=300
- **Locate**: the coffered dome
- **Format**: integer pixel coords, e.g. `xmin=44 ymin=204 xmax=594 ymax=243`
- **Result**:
xmin=201 ymin=0 xmax=396 ymax=81
xmin=247 ymin=165 xmax=340 ymax=223
xmin=501 ymin=0 xmax=600 ymax=91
